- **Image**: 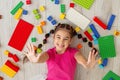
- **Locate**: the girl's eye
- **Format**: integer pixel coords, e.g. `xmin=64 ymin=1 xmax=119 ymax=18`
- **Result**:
xmin=64 ymin=38 xmax=68 ymax=40
xmin=57 ymin=37 xmax=60 ymax=39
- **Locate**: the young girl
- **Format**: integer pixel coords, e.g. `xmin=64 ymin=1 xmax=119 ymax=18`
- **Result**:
xmin=23 ymin=23 xmax=98 ymax=80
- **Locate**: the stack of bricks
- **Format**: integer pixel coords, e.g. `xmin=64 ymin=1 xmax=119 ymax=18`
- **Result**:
xmin=0 ymin=60 xmax=19 ymax=78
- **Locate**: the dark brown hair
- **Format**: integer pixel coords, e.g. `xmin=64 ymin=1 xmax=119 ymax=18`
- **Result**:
xmin=54 ymin=23 xmax=77 ymax=38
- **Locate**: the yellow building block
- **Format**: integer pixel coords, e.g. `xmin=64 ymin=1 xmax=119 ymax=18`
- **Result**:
xmin=37 ymin=26 xmax=43 ymax=34
xmin=59 ymin=13 xmax=65 ymax=20
xmin=14 ymin=8 xmax=23 ymax=20
xmin=4 ymin=50 xmax=9 ymax=55
xmin=0 ymin=65 xmax=16 ymax=78
xmin=114 ymin=30 xmax=120 ymax=36
xmin=75 ymin=26 xmax=81 ymax=32
xmin=98 ymin=58 xmax=102 ymax=64
xmin=39 ymin=6 xmax=45 ymax=12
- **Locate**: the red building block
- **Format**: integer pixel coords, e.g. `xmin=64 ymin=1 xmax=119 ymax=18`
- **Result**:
xmin=12 ymin=54 xmax=19 ymax=62
xmin=70 ymin=3 xmax=74 ymax=8
xmin=93 ymin=16 xmax=107 ymax=30
xmin=5 ymin=60 xmax=20 ymax=72
xmin=26 ymin=0 xmax=31 ymax=5
xmin=84 ymin=31 xmax=93 ymax=41
xmin=8 ymin=19 xmax=34 ymax=51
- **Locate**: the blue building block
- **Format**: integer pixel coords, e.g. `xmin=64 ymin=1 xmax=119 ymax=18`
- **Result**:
xmin=94 ymin=39 xmax=98 ymax=45
xmin=47 ymin=16 xmax=53 ymax=21
xmin=89 ymin=24 xmax=100 ymax=38
xmin=92 ymin=35 xmax=97 ymax=40
xmin=23 ymin=10 xmax=28 ymax=15
xmin=102 ymin=58 xmax=108 ymax=66
xmin=107 ymin=14 xmax=116 ymax=30
xmin=55 ymin=0 xmax=59 ymax=4
xmin=51 ymin=20 xmax=57 ymax=25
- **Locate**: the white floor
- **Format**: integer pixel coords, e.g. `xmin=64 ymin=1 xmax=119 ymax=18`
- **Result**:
xmin=0 ymin=0 xmax=120 ymax=80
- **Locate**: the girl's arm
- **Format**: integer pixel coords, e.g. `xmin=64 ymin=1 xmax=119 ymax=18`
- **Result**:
xmin=74 ymin=49 xmax=98 ymax=69
xmin=23 ymin=43 xmax=49 ymax=63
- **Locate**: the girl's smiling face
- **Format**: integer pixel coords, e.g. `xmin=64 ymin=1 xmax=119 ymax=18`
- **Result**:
xmin=53 ymin=29 xmax=72 ymax=54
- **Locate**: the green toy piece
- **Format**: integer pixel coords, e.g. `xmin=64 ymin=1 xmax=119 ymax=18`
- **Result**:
xmin=60 ymin=4 xmax=65 ymax=13
xmin=10 ymin=1 xmax=24 ymax=15
xmin=36 ymin=48 xmax=42 ymax=53
xmin=98 ymin=35 xmax=116 ymax=59
xmin=72 ymin=0 xmax=94 ymax=9
xmin=31 ymin=37 xmax=37 ymax=42
xmin=102 ymin=71 xmax=120 ymax=80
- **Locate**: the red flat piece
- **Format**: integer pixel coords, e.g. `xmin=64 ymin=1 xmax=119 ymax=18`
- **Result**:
xmin=8 ymin=19 xmax=34 ymax=51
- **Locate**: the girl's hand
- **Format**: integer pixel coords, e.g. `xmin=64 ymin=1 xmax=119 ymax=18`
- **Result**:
xmin=87 ymin=48 xmax=98 ymax=68
xmin=23 ymin=43 xmax=41 ymax=63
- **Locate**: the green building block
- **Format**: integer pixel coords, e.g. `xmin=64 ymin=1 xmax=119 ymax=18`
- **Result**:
xmin=36 ymin=48 xmax=42 ymax=53
xmin=31 ymin=37 xmax=37 ymax=42
xmin=60 ymin=4 xmax=65 ymax=13
xmin=98 ymin=35 xmax=116 ymax=59
xmin=33 ymin=9 xmax=39 ymax=14
xmin=35 ymin=14 xmax=41 ymax=20
xmin=72 ymin=0 xmax=94 ymax=9
xmin=102 ymin=71 xmax=120 ymax=80
xmin=10 ymin=1 xmax=24 ymax=15
xmin=87 ymin=28 xmax=92 ymax=33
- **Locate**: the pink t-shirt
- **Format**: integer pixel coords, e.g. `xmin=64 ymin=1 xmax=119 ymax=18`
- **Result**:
xmin=46 ymin=47 xmax=78 ymax=80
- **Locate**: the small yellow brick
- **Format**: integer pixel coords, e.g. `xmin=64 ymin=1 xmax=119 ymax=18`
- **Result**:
xmin=37 ymin=26 xmax=43 ymax=34
xmin=75 ymin=27 xmax=81 ymax=32
xmin=98 ymin=58 xmax=102 ymax=64
xmin=39 ymin=6 xmax=45 ymax=12
xmin=14 ymin=8 xmax=23 ymax=20
xmin=114 ymin=30 xmax=120 ymax=36
xmin=4 ymin=50 xmax=9 ymax=55
xmin=59 ymin=13 xmax=65 ymax=20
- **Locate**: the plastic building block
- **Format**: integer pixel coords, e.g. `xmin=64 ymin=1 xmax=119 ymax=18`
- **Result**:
xmin=39 ymin=6 xmax=45 ymax=12
xmin=89 ymin=24 xmax=100 ymax=38
xmin=102 ymin=71 xmax=120 ymax=80
xmin=60 ymin=4 xmax=65 ymax=13
xmin=102 ymin=58 xmax=108 ymax=66
xmin=98 ymin=58 xmax=102 ymax=64
xmin=77 ymin=44 xmax=82 ymax=49
xmin=23 ymin=10 xmax=28 ymax=15
xmin=70 ymin=3 xmax=74 ymax=8
xmin=37 ymin=26 xmax=43 ymax=34
xmin=72 ymin=0 xmax=94 ymax=9
xmin=4 ymin=50 xmax=19 ymax=62
xmin=55 ymin=0 xmax=59 ymax=4
xmin=51 ymin=0 xmax=54 ymax=2
xmin=51 ymin=20 xmax=57 ymax=25
xmin=87 ymin=28 xmax=92 ymax=33
xmin=98 ymin=35 xmax=116 ymax=59
xmin=114 ymin=30 xmax=120 ymax=36
xmin=99 ymin=64 xmax=104 ymax=69
xmin=0 ymin=60 xmax=19 ymax=78
xmin=33 ymin=9 xmax=39 ymax=14
xmin=93 ymin=16 xmax=107 ymax=30
xmin=26 ymin=0 xmax=31 ymax=5
xmin=31 ymin=37 xmax=37 ymax=42
xmin=36 ymin=48 xmax=42 ymax=53
xmin=8 ymin=19 xmax=34 ymax=51
xmin=0 ymin=15 xmax=1 ymax=19
xmin=109 ymin=78 xmax=113 ymax=80
xmin=66 ymin=8 xmax=90 ymax=30
xmin=59 ymin=13 xmax=65 ymax=20
xmin=10 ymin=1 xmax=24 ymax=15
xmin=84 ymin=31 xmax=93 ymax=41
xmin=75 ymin=27 xmax=81 ymax=32
xmin=40 ymin=21 xmax=46 ymax=26
xmin=35 ymin=14 xmax=41 ymax=20
xmin=92 ymin=35 xmax=97 ymax=40
xmin=107 ymin=14 xmax=116 ymax=30
xmin=47 ymin=16 xmax=53 ymax=21
xmin=93 ymin=39 xmax=98 ymax=45
xmin=14 ymin=8 xmax=23 ymax=20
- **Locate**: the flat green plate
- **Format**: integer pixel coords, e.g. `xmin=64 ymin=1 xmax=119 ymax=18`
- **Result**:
xmin=72 ymin=0 xmax=95 ymax=9
xmin=98 ymin=35 xmax=116 ymax=59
